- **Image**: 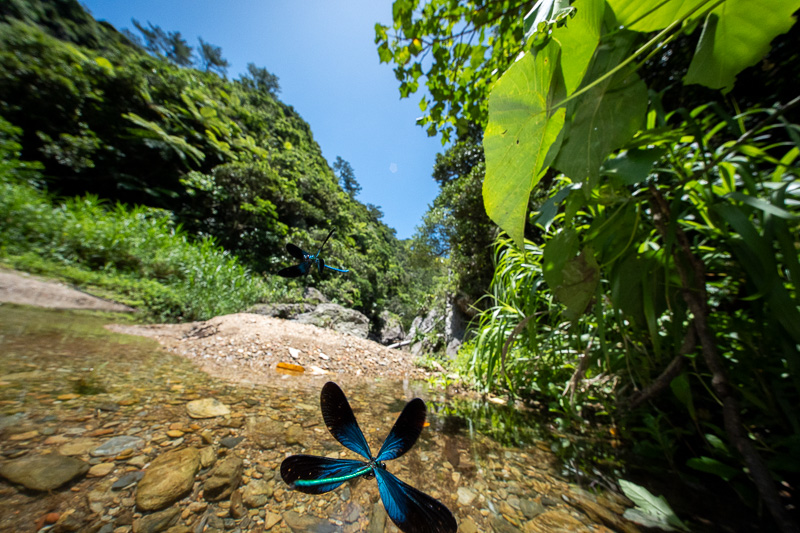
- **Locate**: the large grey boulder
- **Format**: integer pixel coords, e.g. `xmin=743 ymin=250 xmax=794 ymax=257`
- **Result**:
xmin=407 ymin=307 xmax=444 ymax=355
xmin=295 ymin=303 xmax=369 ymax=338
xmin=378 ymin=311 xmax=405 ymax=345
xmin=247 ymin=303 xmax=313 ymax=319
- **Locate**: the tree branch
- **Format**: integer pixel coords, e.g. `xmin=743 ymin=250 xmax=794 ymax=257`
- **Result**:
xmin=649 ymin=185 xmax=798 ymax=533
xmin=625 ymin=326 xmax=695 ymax=411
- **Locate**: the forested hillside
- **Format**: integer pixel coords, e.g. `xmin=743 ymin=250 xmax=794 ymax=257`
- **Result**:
xmin=0 ymin=0 xmax=443 ymax=325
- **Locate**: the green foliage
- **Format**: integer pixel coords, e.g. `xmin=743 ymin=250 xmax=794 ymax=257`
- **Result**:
xmin=332 ymin=156 xmax=362 ymax=199
xmin=415 ymin=132 xmax=496 ymax=311
xmin=0 ymin=4 xmax=441 ymax=326
xmin=619 ymin=479 xmax=689 ymax=531
xmin=197 ymin=37 xmax=230 ymax=76
xmin=376 ymin=0 xmax=532 ymax=142
xmin=396 ymin=0 xmax=800 ymax=525
xmin=0 ymin=163 xmax=266 ymax=321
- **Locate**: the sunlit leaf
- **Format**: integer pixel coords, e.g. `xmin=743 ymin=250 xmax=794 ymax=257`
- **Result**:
xmin=607 ymin=0 xmax=706 ymax=32
xmin=552 ymin=34 xmax=647 ymax=191
xmin=552 ymin=0 xmax=604 ymax=95
xmin=685 ymin=0 xmax=800 ymax=92
xmin=483 ymin=42 xmax=565 ymax=247
xmin=619 ymin=479 xmax=689 ymax=531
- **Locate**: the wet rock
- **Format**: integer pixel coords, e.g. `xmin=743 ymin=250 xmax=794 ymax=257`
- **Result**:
xmin=203 ymin=456 xmax=243 ymax=501
xmin=525 ymin=510 xmax=590 ymax=533
xmin=367 ymin=502 xmax=387 ymax=533
xmin=283 ymin=510 xmax=337 ymax=532
xmin=91 ymin=435 xmax=144 ymax=457
xmin=491 ymin=515 xmax=519 ymax=533
xmin=459 ymin=517 xmax=479 ymax=533
xmin=87 ymin=462 xmax=115 ymax=477
xmin=520 ymin=498 xmax=545 ymax=519
xmin=344 ymin=502 xmax=362 ymax=523
xmin=285 ymin=424 xmax=304 ymax=446
xmin=136 ymin=447 xmax=200 ymax=511
xmin=569 ymin=493 xmax=637 ymax=533
xmin=112 ymin=471 xmax=144 ymax=491
xmin=0 ymin=454 xmax=89 ymax=491
xmin=264 ymin=512 xmax=282 ymax=529
xmin=229 ymin=489 xmax=246 ymax=519
xmin=295 ymin=303 xmax=370 ymax=338
xmin=132 ymin=506 xmax=180 ymax=533
xmin=186 ymin=398 xmax=230 ymax=418
xmin=457 ymin=486 xmax=477 ymax=506
xmin=242 ymin=479 xmax=273 ymax=508
xmin=58 ymin=438 xmax=98 ymax=456
xmin=246 ymin=416 xmax=281 ymax=450
xmin=199 ymin=446 xmax=216 ymax=469
xmin=219 ymin=436 xmax=244 ymax=449
xmin=51 ymin=509 xmax=86 ymax=532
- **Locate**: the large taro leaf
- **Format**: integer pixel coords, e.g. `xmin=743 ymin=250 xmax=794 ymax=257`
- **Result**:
xmin=684 ymin=0 xmax=800 ymax=92
xmin=483 ymin=41 xmax=565 ymax=248
xmin=552 ymin=0 xmax=605 ymax=95
xmin=552 ymin=33 xmax=647 ymax=191
xmin=606 ymin=0 xmax=706 ymax=32
xmin=543 ymin=229 xmax=599 ymax=321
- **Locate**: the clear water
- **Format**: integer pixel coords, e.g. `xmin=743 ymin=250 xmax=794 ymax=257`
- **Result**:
xmin=0 ymin=304 xmax=629 ymax=532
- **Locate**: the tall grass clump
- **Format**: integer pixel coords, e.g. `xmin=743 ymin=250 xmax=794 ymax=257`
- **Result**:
xmin=0 ymin=120 xmax=267 ymax=320
xmin=457 ymin=236 xmax=616 ymax=416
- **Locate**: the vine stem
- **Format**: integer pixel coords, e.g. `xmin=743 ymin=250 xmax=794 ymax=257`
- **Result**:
xmin=648 ymin=185 xmax=799 ymax=533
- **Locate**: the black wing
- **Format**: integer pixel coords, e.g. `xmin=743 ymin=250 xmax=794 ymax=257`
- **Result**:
xmin=375 ymin=398 xmax=426 ymax=462
xmin=320 ymin=382 xmax=373 ymax=460
xmin=286 ymin=243 xmax=307 ymax=261
xmin=277 ymin=262 xmax=310 ymax=278
xmin=315 ymin=228 xmax=335 ymax=257
xmin=375 ymin=467 xmax=457 ymax=533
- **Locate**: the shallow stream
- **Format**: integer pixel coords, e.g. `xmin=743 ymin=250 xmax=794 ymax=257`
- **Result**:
xmin=0 ymin=304 xmax=633 ymax=532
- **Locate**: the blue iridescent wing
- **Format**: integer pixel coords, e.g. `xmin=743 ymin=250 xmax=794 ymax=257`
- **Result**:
xmin=277 ymin=261 xmax=310 ymax=278
xmin=374 ymin=467 xmax=457 ymax=533
xmin=375 ymin=398 xmax=426 ymax=462
xmin=286 ymin=243 xmax=307 ymax=261
xmin=280 ymin=455 xmax=368 ymax=494
xmin=320 ymin=382 xmax=373 ymax=460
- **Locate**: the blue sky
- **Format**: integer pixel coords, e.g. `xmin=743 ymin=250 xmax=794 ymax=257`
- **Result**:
xmin=80 ymin=0 xmax=444 ymax=239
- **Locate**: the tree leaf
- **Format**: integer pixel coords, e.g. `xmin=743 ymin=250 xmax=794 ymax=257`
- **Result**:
xmin=555 ymin=247 xmax=599 ymax=320
xmin=552 ymin=0 xmax=604 ymax=95
xmin=483 ymin=42 xmax=565 ymax=247
xmin=670 ymin=372 xmax=696 ymax=421
xmin=552 ymin=34 xmax=648 ymax=191
xmin=686 ymin=456 xmax=740 ymax=481
xmin=684 ymin=0 xmax=800 ymax=92
xmin=543 ymin=228 xmax=579 ymax=290
xmin=602 ymin=147 xmax=666 ymax=185
xmin=607 ymin=0 xmax=706 ymax=32
xmin=619 ymin=479 xmax=689 ymax=531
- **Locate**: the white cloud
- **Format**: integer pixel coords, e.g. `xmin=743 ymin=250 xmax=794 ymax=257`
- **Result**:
xmin=389 ymin=162 xmax=398 ymax=173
